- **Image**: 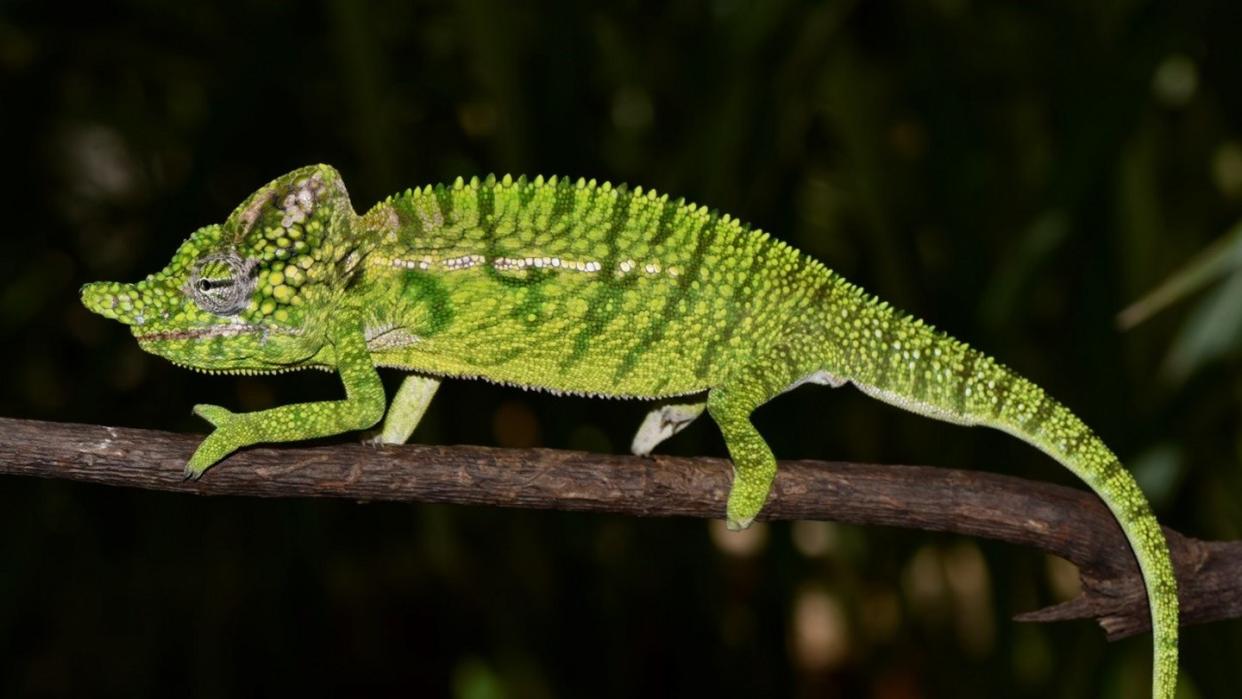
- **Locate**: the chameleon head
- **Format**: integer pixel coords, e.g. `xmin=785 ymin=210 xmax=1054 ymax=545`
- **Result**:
xmin=80 ymin=164 xmax=359 ymax=374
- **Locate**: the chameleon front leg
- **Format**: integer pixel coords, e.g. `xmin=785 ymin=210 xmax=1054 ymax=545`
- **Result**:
xmin=630 ymin=401 xmax=706 ymax=456
xmin=375 ymin=374 xmax=441 ymax=444
xmin=184 ymin=319 xmax=386 ymax=478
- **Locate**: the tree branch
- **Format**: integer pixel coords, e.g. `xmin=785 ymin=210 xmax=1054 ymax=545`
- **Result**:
xmin=1 ymin=416 xmax=1237 ymax=638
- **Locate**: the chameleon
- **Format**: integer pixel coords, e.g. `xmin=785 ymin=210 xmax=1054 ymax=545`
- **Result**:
xmin=80 ymin=164 xmax=1178 ymax=696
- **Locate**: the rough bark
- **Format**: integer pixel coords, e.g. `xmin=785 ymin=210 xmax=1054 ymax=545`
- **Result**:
xmin=0 ymin=416 xmax=1236 ymax=639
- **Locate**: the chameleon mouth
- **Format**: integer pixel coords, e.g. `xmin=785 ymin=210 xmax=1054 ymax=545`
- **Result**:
xmin=134 ymin=324 xmax=263 ymax=342
xmin=133 ymin=320 xmax=308 ymax=343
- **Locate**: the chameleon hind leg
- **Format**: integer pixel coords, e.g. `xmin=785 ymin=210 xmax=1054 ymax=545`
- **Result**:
xmin=375 ymin=374 xmax=441 ymax=444
xmin=630 ymin=401 xmax=706 ymax=456
xmin=708 ymin=346 xmax=813 ymax=530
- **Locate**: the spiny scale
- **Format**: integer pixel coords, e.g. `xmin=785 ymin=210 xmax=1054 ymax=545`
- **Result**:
xmin=79 ymin=164 xmax=1178 ymax=698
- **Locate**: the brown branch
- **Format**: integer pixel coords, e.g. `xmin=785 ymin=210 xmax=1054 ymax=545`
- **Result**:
xmin=0 ymin=416 xmax=1237 ymax=638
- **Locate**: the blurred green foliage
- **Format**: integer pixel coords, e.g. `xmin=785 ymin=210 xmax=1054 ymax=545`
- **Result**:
xmin=2 ymin=1 xmax=1241 ymax=697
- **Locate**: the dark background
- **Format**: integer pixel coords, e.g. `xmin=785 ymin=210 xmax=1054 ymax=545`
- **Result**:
xmin=3 ymin=1 xmax=1242 ymax=697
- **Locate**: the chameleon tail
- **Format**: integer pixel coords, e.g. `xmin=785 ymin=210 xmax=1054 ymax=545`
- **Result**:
xmin=987 ymin=377 xmax=1178 ymax=699
xmin=828 ymin=299 xmax=1178 ymax=697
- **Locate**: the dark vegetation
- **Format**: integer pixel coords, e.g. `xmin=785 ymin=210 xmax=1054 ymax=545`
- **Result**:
xmin=2 ymin=2 xmax=1241 ymax=697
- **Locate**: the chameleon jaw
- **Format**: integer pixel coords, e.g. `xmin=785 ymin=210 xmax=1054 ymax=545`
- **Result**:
xmin=134 ymin=323 xmax=317 ymax=376
xmin=166 ymin=360 xmax=331 ymax=377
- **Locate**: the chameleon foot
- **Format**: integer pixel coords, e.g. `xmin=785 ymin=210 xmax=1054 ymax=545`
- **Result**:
xmin=185 ymin=403 xmax=243 ymax=479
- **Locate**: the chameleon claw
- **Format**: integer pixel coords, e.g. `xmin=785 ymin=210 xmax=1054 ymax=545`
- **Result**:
xmin=183 ymin=456 xmax=210 ymax=480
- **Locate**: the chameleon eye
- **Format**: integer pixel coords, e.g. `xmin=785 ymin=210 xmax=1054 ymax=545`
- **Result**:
xmin=186 ymin=251 xmax=257 ymax=316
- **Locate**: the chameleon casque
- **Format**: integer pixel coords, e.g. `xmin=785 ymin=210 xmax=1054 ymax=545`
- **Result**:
xmin=80 ymin=164 xmax=1178 ymax=696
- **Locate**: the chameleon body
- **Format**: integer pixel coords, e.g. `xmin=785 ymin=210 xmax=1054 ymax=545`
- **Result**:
xmin=80 ymin=164 xmax=1177 ymax=696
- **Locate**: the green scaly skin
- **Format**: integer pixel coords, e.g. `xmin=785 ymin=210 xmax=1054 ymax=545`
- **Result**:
xmin=80 ymin=164 xmax=1178 ymax=697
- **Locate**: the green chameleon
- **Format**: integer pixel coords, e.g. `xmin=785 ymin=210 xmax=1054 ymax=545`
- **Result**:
xmin=80 ymin=164 xmax=1177 ymax=696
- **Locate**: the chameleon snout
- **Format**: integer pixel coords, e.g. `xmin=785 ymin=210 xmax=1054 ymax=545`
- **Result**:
xmin=80 ymin=280 xmax=140 ymax=324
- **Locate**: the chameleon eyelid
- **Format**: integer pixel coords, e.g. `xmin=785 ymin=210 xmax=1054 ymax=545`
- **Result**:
xmin=186 ymin=251 xmax=257 ymax=316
